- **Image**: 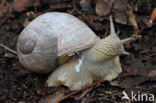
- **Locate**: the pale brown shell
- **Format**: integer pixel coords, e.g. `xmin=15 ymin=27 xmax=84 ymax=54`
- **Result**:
xmin=44 ymin=12 xmax=99 ymax=57
xmin=17 ymin=12 xmax=99 ymax=73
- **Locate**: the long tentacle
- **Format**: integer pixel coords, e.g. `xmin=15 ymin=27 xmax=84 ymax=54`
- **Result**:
xmin=110 ymin=16 xmax=116 ymax=36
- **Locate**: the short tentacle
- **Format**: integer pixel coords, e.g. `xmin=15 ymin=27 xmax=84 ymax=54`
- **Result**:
xmin=121 ymin=50 xmax=130 ymax=55
xmin=115 ymin=37 xmax=133 ymax=48
xmin=121 ymin=37 xmax=133 ymax=44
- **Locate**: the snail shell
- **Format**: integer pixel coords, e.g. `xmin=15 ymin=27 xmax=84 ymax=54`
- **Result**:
xmin=17 ymin=12 xmax=99 ymax=73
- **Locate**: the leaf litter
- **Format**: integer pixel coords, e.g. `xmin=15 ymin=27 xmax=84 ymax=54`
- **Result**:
xmin=0 ymin=0 xmax=156 ymax=103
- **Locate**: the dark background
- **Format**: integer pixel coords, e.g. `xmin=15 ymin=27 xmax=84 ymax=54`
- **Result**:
xmin=0 ymin=0 xmax=156 ymax=103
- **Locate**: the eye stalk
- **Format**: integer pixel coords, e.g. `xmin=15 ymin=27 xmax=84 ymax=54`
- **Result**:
xmin=109 ymin=15 xmax=132 ymax=55
xmin=110 ymin=15 xmax=116 ymax=36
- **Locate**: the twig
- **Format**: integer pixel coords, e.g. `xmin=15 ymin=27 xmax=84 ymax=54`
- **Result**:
xmin=79 ymin=87 xmax=93 ymax=99
xmin=56 ymin=80 xmax=105 ymax=103
xmin=56 ymin=72 xmax=137 ymax=103
xmin=118 ymin=72 xmax=137 ymax=78
xmin=0 ymin=43 xmax=17 ymax=55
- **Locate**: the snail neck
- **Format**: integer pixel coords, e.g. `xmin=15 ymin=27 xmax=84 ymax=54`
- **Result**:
xmin=84 ymin=35 xmax=121 ymax=63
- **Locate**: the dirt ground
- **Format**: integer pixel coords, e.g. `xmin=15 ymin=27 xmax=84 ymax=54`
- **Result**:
xmin=0 ymin=0 xmax=156 ymax=103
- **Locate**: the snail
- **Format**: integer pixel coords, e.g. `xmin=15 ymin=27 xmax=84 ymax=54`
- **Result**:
xmin=17 ymin=12 xmax=133 ymax=90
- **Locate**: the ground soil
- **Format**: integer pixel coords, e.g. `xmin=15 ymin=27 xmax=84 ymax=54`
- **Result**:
xmin=0 ymin=0 xmax=156 ymax=103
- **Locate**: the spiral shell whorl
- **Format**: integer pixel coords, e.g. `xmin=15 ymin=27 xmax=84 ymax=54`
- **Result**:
xmin=17 ymin=16 xmax=58 ymax=73
xmin=17 ymin=12 xmax=99 ymax=73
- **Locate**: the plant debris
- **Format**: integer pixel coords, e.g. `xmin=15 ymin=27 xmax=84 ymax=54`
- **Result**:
xmin=0 ymin=0 xmax=155 ymax=103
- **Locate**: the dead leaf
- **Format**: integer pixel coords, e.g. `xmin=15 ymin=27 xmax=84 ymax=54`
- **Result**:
xmin=18 ymin=101 xmax=26 ymax=103
xmin=114 ymin=10 xmax=127 ymax=24
xmin=113 ymin=0 xmax=128 ymax=24
xmin=110 ymin=80 xmax=120 ymax=87
xmin=11 ymin=0 xmax=40 ymax=12
xmin=110 ymin=76 xmax=149 ymax=88
xmin=95 ymin=0 xmax=114 ymax=16
xmin=113 ymin=0 xmax=127 ymax=11
xmin=23 ymin=18 xmax=30 ymax=27
xmin=148 ymin=70 xmax=156 ymax=77
xmin=4 ymin=53 xmax=15 ymax=58
xmin=150 ymin=8 xmax=156 ymax=21
xmin=40 ymin=92 xmax=65 ymax=103
xmin=11 ymin=0 xmax=29 ymax=12
xmin=111 ymin=57 xmax=156 ymax=89
xmin=80 ymin=0 xmax=90 ymax=12
xmin=33 ymin=0 xmax=40 ymax=7
xmin=127 ymin=8 xmax=138 ymax=30
xmin=0 ymin=0 xmax=9 ymax=17
xmin=36 ymin=88 xmax=47 ymax=96
xmin=141 ymin=16 xmax=152 ymax=28
xmin=123 ymin=56 xmax=144 ymax=74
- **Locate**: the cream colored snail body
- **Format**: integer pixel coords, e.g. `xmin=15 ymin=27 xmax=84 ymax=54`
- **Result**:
xmin=17 ymin=12 xmax=133 ymax=90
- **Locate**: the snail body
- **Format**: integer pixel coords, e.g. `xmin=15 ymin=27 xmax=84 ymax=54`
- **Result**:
xmin=17 ymin=12 xmax=133 ymax=90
